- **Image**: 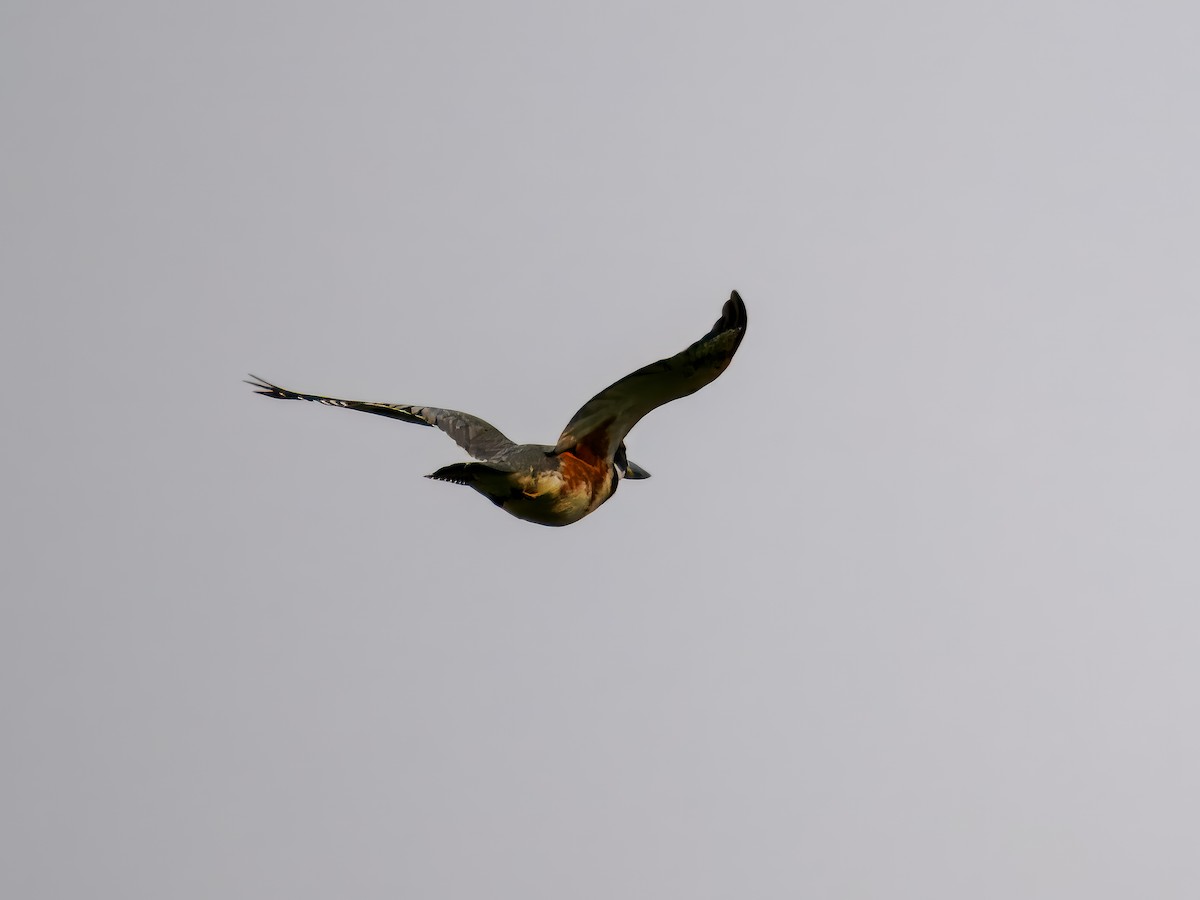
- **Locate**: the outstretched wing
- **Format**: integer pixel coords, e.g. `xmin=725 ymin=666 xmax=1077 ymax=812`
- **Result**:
xmin=553 ymin=291 xmax=748 ymax=460
xmin=245 ymin=375 xmax=518 ymax=463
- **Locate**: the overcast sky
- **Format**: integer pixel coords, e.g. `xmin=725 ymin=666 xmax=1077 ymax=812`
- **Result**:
xmin=4 ymin=2 xmax=1199 ymax=898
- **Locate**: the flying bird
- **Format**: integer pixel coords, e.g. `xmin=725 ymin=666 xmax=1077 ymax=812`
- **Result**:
xmin=247 ymin=290 xmax=747 ymax=526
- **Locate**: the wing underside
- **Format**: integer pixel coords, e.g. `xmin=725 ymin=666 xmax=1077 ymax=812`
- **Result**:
xmin=245 ymin=375 xmax=518 ymax=463
xmin=553 ymin=291 xmax=748 ymax=461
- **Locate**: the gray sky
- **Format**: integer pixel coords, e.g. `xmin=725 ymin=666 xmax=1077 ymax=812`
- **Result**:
xmin=4 ymin=1 xmax=1199 ymax=897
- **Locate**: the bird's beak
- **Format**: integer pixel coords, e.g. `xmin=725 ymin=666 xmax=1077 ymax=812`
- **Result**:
xmin=624 ymin=460 xmax=652 ymax=480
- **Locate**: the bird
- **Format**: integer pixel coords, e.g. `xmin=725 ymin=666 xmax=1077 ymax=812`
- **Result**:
xmin=247 ymin=290 xmax=748 ymax=526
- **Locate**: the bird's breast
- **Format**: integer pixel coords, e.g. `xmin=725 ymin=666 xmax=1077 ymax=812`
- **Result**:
xmin=500 ymin=452 xmax=615 ymax=526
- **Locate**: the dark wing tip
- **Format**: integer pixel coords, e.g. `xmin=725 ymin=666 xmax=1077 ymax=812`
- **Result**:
xmin=244 ymin=374 xmax=298 ymax=400
xmin=712 ymin=290 xmax=748 ymax=338
xmin=700 ymin=290 xmax=747 ymax=354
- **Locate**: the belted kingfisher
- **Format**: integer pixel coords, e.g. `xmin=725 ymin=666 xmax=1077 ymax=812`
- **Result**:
xmin=247 ymin=291 xmax=747 ymax=526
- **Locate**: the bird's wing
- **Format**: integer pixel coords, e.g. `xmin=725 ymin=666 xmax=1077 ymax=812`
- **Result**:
xmin=553 ymin=291 xmax=748 ymax=461
xmin=245 ymin=375 xmax=518 ymax=462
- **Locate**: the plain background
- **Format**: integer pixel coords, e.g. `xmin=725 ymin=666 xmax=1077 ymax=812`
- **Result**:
xmin=4 ymin=2 xmax=1199 ymax=897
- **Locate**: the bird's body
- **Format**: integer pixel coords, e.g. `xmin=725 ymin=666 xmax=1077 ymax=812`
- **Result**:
xmin=429 ymin=447 xmax=614 ymax=527
xmin=248 ymin=291 xmax=747 ymax=526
